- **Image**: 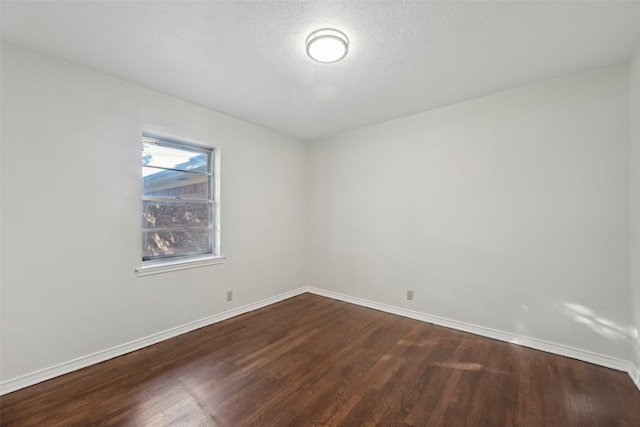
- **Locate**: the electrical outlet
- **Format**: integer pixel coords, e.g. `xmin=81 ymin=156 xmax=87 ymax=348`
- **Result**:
xmin=406 ymin=290 xmax=414 ymax=301
xmin=226 ymin=291 xmax=233 ymax=301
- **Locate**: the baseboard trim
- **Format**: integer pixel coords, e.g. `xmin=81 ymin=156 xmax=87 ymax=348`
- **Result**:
xmin=3 ymin=286 xmax=638 ymax=396
xmin=0 ymin=287 xmax=307 ymax=396
xmin=630 ymin=363 xmax=640 ymax=392
xmin=306 ymin=287 xmax=636 ymax=380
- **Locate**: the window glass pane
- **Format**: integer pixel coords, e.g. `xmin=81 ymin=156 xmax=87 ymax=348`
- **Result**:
xmin=143 ymin=201 xmax=210 ymax=229
xmin=143 ymin=167 xmax=210 ymax=199
xmin=143 ymin=229 xmax=212 ymax=259
xmin=141 ymin=134 xmax=215 ymax=263
xmin=142 ymin=143 xmax=209 ymax=174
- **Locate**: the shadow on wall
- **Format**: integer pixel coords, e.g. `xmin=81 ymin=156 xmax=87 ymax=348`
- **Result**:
xmin=559 ymin=302 xmax=635 ymax=344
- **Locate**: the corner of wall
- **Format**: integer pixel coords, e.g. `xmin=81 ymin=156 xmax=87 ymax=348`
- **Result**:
xmin=630 ymin=46 xmax=640 ymax=374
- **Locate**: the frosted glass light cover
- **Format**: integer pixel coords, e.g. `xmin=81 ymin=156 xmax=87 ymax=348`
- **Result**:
xmin=306 ymin=29 xmax=349 ymax=63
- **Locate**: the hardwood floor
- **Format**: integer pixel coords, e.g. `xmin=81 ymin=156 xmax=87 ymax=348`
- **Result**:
xmin=1 ymin=293 xmax=638 ymax=426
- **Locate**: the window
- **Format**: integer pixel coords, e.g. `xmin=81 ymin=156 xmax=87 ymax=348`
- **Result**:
xmin=137 ymin=132 xmax=222 ymax=275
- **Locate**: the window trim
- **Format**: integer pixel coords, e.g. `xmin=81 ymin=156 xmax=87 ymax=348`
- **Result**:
xmin=136 ymin=131 xmax=223 ymax=276
xmin=136 ymin=254 xmax=226 ymax=277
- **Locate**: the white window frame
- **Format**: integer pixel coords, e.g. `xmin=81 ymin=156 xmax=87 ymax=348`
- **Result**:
xmin=136 ymin=132 xmax=223 ymax=276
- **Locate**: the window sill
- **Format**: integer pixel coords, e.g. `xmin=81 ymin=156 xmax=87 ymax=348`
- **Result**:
xmin=136 ymin=255 xmax=225 ymax=277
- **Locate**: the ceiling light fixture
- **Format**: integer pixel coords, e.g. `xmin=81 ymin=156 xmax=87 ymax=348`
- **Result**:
xmin=306 ymin=28 xmax=349 ymax=63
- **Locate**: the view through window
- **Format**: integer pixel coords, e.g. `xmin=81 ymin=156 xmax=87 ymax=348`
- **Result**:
xmin=142 ymin=134 xmax=215 ymax=262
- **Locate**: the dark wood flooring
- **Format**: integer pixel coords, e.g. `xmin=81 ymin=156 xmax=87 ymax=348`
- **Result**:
xmin=1 ymin=293 xmax=638 ymax=426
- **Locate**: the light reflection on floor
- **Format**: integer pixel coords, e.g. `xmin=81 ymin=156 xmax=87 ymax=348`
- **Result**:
xmin=130 ymin=365 xmax=221 ymax=426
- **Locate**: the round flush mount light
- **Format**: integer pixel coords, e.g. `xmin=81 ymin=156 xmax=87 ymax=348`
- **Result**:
xmin=306 ymin=28 xmax=349 ymax=63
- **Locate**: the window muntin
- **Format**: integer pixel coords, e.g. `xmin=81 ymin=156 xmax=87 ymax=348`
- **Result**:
xmin=141 ymin=135 xmax=215 ymax=262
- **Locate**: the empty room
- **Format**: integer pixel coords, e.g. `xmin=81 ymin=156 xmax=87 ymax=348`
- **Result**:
xmin=1 ymin=1 xmax=640 ymax=425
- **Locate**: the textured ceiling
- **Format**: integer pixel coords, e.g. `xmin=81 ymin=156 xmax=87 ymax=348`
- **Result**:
xmin=2 ymin=1 xmax=640 ymax=141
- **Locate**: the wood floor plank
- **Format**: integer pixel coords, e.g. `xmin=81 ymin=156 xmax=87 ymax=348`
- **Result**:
xmin=1 ymin=293 xmax=638 ymax=426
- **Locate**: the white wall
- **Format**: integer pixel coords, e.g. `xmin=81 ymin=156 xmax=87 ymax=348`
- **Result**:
xmin=0 ymin=42 xmax=309 ymax=382
xmin=2 ymin=40 xmax=638 ymax=389
xmin=631 ymin=47 xmax=640 ymax=374
xmin=309 ymin=63 xmax=632 ymax=360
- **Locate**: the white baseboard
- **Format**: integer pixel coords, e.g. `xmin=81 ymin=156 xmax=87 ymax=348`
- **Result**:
xmin=306 ymin=287 xmax=638 ymax=385
xmin=3 ymin=286 xmax=638 ymax=396
xmin=0 ymin=287 xmax=307 ymax=396
xmin=630 ymin=363 xmax=640 ymax=392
